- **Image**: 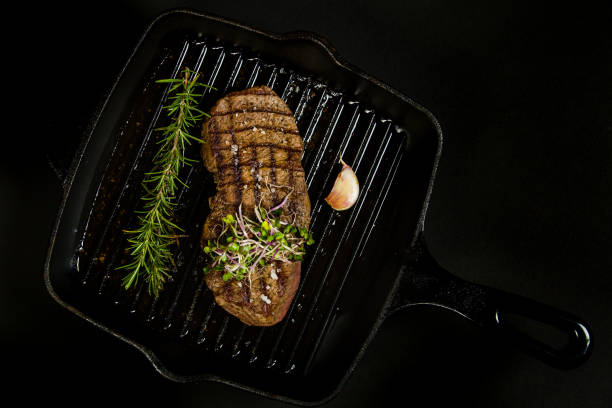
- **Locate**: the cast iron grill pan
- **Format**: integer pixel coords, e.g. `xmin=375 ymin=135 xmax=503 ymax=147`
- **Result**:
xmin=78 ymin=38 xmax=406 ymax=372
xmin=45 ymin=10 xmax=592 ymax=405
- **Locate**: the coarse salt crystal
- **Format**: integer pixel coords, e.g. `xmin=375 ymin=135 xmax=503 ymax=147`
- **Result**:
xmin=270 ymin=270 xmax=278 ymax=280
xmin=265 ymin=285 xmax=271 ymax=290
xmin=260 ymin=294 xmax=271 ymax=304
xmin=252 ymin=127 xmax=258 ymax=131
xmin=237 ymin=282 xmax=242 ymax=287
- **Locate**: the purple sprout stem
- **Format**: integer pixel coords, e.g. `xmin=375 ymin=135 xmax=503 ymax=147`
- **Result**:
xmin=237 ymin=204 xmax=249 ymax=238
xmin=248 ymin=242 xmax=274 ymax=274
xmin=269 ymin=194 xmax=290 ymax=212
xmin=271 ymin=245 xmax=281 ymax=261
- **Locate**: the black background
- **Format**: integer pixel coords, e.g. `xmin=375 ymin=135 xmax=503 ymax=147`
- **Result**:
xmin=3 ymin=1 xmax=611 ymax=406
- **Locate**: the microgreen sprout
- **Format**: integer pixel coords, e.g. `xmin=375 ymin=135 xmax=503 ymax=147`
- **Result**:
xmin=203 ymin=198 xmax=314 ymax=285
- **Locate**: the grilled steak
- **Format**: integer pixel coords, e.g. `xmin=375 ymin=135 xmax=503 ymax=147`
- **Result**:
xmin=200 ymin=86 xmax=311 ymax=326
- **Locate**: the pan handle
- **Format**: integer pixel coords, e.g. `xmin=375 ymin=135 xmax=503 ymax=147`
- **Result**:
xmin=389 ymin=234 xmax=592 ymax=369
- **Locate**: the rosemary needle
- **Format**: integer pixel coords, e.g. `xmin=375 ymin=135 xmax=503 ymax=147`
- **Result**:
xmin=118 ymin=67 xmax=214 ymax=297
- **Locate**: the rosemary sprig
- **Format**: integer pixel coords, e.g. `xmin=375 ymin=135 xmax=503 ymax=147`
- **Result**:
xmin=118 ymin=68 xmax=214 ymax=296
xmin=203 ymin=195 xmax=315 ymax=286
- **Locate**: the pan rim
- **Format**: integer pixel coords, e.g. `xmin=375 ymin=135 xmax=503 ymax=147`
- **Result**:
xmin=43 ymin=7 xmax=444 ymax=406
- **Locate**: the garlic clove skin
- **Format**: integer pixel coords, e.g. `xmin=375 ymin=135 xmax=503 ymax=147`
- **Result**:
xmin=324 ymin=159 xmax=359 ymax=211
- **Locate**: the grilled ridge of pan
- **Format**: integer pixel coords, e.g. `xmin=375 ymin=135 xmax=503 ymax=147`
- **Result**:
xmin=71 ymin=33 xmax=408 ymax=377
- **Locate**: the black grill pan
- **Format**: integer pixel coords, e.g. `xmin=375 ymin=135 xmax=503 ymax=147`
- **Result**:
xmin=44 ymin=9 xmax=592 ymax=405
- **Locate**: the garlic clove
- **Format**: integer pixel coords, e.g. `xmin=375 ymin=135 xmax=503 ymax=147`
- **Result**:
xmin=324 ymin=158 xmax=359 ymax=211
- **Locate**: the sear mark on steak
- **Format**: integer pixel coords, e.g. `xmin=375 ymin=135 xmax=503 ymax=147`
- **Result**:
xmin=201 ymin=86 xmax=311 ymax=326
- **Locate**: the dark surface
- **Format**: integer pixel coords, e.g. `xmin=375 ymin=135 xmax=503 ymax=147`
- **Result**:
xmin=4 ymin=1 xmax=612 ymax=406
